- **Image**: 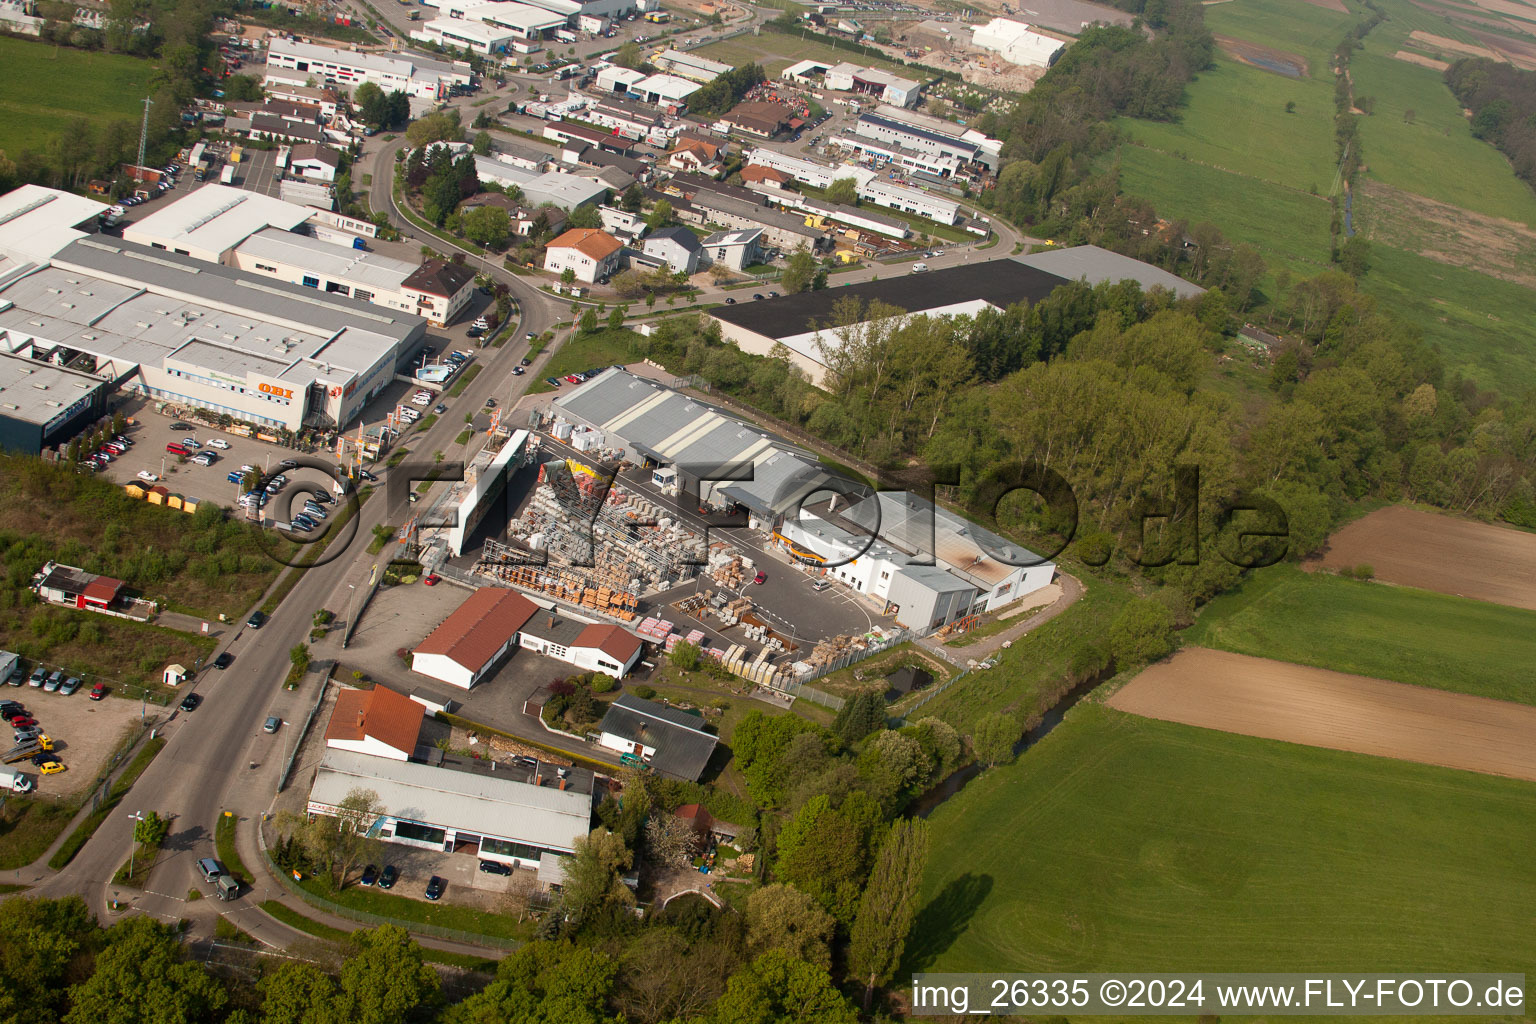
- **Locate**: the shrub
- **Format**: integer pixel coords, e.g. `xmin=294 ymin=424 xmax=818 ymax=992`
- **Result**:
xmin=632 ymin=684 xmax=656 ymax=700
xmin=590 ymin=675 xmax=616 ymax=694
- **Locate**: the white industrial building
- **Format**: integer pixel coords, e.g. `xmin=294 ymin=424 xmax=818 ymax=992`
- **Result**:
xmin=848 ymin=105 xmax=1002 ymax=173
xmin=824 ymin=62 xmax=921 ymax=108
xmin=628 ymin=73 xmax=700 ymax=109
xmin=471 ymin=156 xmax=610 ymax=209
xmin=742 ymin=148 xmax=961 ymax=224
xmin=413 ymin=588 xmax=542 ymax=689
xmin=971 ymin=18 xmax=1065 ymax=68
xmin=0 ymin=205 xmax=427 ymax=434
xmin=550 ymin=371 xmax=1057 ymax=629
xmin=231 ymin=229 xmax=421 ymax=313
xmin=307 ymin=748 xmax=594 ymax=868
xmin=652 ymin=48 xmax=730 ymax=82
xmin=124 ymin=184 xmax=312 ymax=263
xmin=263 ymin=39 xmax=471 ymax=100
xmin=410 ymin=17 xmax=520 ymax=54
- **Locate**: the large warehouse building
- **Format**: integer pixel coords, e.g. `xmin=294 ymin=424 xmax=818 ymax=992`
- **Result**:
xmin=263 ymin=39 xmax=471 ymax=100
xmin=549 ymin=371 xmax=1057 ymax=630
xmin=0 ymin=188 xmax=427 ymax=434
xmin=709 ymin=248 xmax=1202 ymax=385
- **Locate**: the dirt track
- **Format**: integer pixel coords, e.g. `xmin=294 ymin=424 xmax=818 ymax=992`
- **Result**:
xmin=1108 ymin=648 xmax=1536 ymax=782
xmin=1313 ymin=506 xmax=1536 ymax=610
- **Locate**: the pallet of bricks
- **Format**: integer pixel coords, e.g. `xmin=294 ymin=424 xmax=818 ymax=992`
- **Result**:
xmin=799 ymin=633 xmax=871 ymax=674
xmin=716 ymin=596 xmax=752 ymax=627
xmin=636 ymin=617 xmax=674 ymax=643
xmin=709 ymin=549 xmax=747 ymax=589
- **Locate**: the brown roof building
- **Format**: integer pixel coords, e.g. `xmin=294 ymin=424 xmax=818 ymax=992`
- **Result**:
xmin=739 ymin=164 xmax=791 ymax=187
xmin=324 ymin=685 xmax=425 ymax=761
xmin=401 ymin=258 xmax=477 ymax=328
xmin=720 ymin=101 xmax=799 ymax=139
xmin=412 ymin=588 xmax=540 ymax=690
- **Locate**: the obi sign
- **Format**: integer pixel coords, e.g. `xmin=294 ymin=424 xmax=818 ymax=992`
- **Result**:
xmin=258 ymin=383 xmax=294 ymax=399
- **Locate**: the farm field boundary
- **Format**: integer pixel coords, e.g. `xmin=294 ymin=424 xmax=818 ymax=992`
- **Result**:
xmin=1108 ymin=647 xmax=1536 ymax=782
xmin=1312 ymin=505 xmax=1536 ymax=610
xmin=913 ymin=704 xmax=1536 ymax=976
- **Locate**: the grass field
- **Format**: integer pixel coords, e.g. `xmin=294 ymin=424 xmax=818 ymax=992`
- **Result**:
xmin=915 ymin=582 xmax=1128 ymax=737
xmin=1184 ymin=564 xmax=1536 ymax=705
xmin=1203 ymin=0 xmax=1355 ymax=75
xmin=909 ymin=704 xmax=1536 ymax=975
xmin=1359 ymin=243 xmax=1536 ymax=391
xmin=1121 ymin=57 xmax=1337 ymax=191
xmin=695 ymin=29 xmax=911 ymax=79
xmin=0 ymin=37 xmax=157 ymax=155
xmin=1114 ymin=146 xmax=1333 ymax=274
xmin=527 ymin=328 xmax=647 ymax=394
xmin=1349 ymin=48 xmax=1536 ymax=225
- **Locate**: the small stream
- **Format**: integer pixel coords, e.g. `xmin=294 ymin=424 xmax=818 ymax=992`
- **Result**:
xmin=906 ymin=673 xmax=1106 ymax=819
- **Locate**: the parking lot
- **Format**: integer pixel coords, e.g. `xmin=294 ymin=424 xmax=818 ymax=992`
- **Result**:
xmin=3 ymin=673 xmax=149 ymax=798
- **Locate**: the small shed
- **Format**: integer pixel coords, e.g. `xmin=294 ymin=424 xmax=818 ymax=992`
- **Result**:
xmin=885 ymin=665 xmax=932 ymax=700
xmin=163 ymin=663 xmax=189 ymax=687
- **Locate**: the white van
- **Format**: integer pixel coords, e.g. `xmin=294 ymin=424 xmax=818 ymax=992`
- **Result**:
xmin=911 ymin=262 xmax=929 ymax=273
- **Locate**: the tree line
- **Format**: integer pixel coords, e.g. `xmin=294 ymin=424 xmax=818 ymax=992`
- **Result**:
xmin=1445 ymin=57 xmax=1536 ymax=193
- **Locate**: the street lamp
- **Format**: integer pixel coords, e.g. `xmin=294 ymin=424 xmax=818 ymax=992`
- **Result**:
xmin=343 ymin=584 xmax=357 ymax=650
xmin=127 ymin=811 xmax=145 ymax=880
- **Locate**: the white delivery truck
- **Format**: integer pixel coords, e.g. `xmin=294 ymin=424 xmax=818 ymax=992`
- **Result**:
xmin=0 ymin=769 xmax=33 ymax=794
xmin=220 ymin=164 xmax=236 ymax=185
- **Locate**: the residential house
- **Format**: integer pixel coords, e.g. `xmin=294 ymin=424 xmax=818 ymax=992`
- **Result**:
xmin=400 ymin=258 xmax=476 ymax=327
xmin=544 ymin=227 xmax=624 ymax=283
xmin=642 ymin=225 xmax=703 ymax=275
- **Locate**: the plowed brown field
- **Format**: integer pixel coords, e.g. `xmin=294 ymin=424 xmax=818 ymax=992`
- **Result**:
xmin=1108 ymin=648 xmax=1536 ymax=782
xmin=1313 ymin=506 xmax=1536 ymax=610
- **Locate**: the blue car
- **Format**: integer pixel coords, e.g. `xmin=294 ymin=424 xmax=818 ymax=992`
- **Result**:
xmin=227 ymin=471 xmax=244 ymax=484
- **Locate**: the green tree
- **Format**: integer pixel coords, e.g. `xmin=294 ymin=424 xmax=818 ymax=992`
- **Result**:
xmin=62 ymin=915 xmax=228 ymax=1024
xmin=257 ymin=961 xmax=336 ymax=1024
xmin=971 ymin=712 xmax=1016 ymax=768
xmin=826 ymin=177 xmax=859 ymax=205
xmin=561 ymin=268 xmax=577 ymax=286
xmin=831 ymin=689 xmax=883 ymax=744
xmin=462 ymin=205 xmax=511 ymax=248
xmin=607 ymin=306 xmax=625 ymax=331
xmin=473 ymin=130 xmax=493 ymax=155
xmin=132 ymin=810 xmax=169 ymax=848
xmin=447 ymin=940 xmax=617 ymax=1024
xmin=568 ymin=203 xmax=603 ymax=229
xmin=0 ymin=896 xmax=97 ymax=1024
xmin=711 ymin=950 xmax=857 ymax=1024
xmin=332 ymin=926 xmax=440 ymax=1024
xmin=780 ymin=247 xmax=822 ymax=294
xmin=1107 ymin=598 xmax=1176 ymax=667
xmin=613 ymin=40 xmax=642 ymax=68
xmin=560 ymin=828 xmax=633 ymax=925
xmin=620 ymin=183 xmax=644 ymax=212
xmin=849 ymin=817 xmax=930 ymax=1009
xmin=645 ymin=199 xmax=674 ymax=230
xmin=579 ymin=308 xmax=598 ymax=334
xmin=225 ymin=74 xmax=263 ymax=102
xmin=406 ymin=109 xmax=464 ymax=148
xmin=745 ymin=884 xmax=835 ymax=970
xmin=669 ymin=639 xmax=701 ymax=671
xmin=775 ymin=793 xmax=882 ymax=923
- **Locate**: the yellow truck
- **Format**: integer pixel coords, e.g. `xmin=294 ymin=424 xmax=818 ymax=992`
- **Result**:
xmin=229 ymin=146 xmax=244 ymax=164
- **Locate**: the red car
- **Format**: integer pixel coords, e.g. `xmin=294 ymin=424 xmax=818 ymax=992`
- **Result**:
xmin=753 ymin=571 xmax=766 ymax=585
xmin=89 ymin=683 xmax=107 ymax=701
xmin=423 ymin=574 xmax=440 ymax=586
xmin=564 ymin=375 xmax=582 ymax=385
xmin=8 ymin=716 xmax=36 ymax=728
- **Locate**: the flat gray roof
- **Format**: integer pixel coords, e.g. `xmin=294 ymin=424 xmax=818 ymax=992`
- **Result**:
xmin=1015 ymin=244 xmax=1206 ymax=300
xmin=236 ymin=228 xmax=417 ymax=291
xmin=123 ymin=183 xmax=310 ymax=256
xmin=310 ymin=749 xmax=593 ymax=853
xmin=0 ymin=352 xmax=105 ymax=425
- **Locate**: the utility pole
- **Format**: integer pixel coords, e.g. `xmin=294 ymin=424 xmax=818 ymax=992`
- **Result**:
xmin=136 ymin=97 xmax=153 ymax=181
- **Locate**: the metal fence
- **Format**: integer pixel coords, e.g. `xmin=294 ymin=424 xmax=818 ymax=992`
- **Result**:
xmin=85 ymin=716 xmax=161 ymax=814
xmin=897 ymin=666 xmax=971 ymax=723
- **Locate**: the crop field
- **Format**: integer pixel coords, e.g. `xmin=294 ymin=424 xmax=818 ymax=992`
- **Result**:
xmin=1119 ymin=56 xmax=1336 ymax=191
xmin=1314 ymin=505 xmax=1536 ymax=609
xmin=1184 ymin=564 xmax=1536 ymax=705
xmin=0 ymin=37 xmax=157 ymax=156
xmin=1108 ymin=647 xmax=1536 ymax=781
xmin=910 ymin=704 xmax=1536 ymax=975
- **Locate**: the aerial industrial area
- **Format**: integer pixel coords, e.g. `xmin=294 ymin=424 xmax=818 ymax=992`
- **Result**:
xmin=0 ymin=0 xmax=1533 ymax=1015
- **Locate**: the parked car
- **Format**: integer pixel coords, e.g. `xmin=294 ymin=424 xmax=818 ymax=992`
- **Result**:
xmin=520 ymin=357 xmax=532 ymax=366
xmin=181 ymin=438 xmax=201 ymax=449
xmin=378 ymin=865 xmax=397 ymax=889
xmin=753 ymin=571 xmax=766 ymax=584
xmin=360 ymin=864 xmax=379 ymax=886
xmin=478 ymin=860 xmax=512 ymax=876
xmin=434 ymin=403 xmax=447 ymax=414
xmin=466 ymin=327 xmax=483 ymax=339
xmin=546 ymin=377 xmax=563 ymax=388
xmin=207 ymin=438 xmax=230 ymax=449
xmin=213 ymin=653 xmax=233 ymax=670
xmin=279 ymin=459 xmax=298 ymax=469
xmin=38 ymin=760 xmax=65 ymax=775
xmin=724 ymin=296 xmax=735 ymax=304
xmin=179 ymin=693 xmax=200 ymax=712
xmin=9 ymin=716 xmax=36 ymax=729
xmin=423 ymin=574 xmax=440 ymax=587
xmin=512 ymin=366 xmax=525 ymax=376
xmin=263 ymin=716 xmax=281 ymax=733
xmin=57 ymin=676 xmax=80 ymax=697
xmin=169 ymin=422 xmax=194 ymax=431
xmin=911 ymin=262 xmax=929 ymax=273
xmin=564 ymin=375 xmax=582 ymax=385
xmin=28 ymin=668 xmax=45 ymax=687
xmin=247 ymin=611 xmax=266 ymax=630
xmin=89 ymin=683 xmax=107 ymax=700
xmin=43 ymin=674 xmax=61 ymax=693
xmin=136 ymin=471 xmax=159 ymax=482
xmin=424 ymin=876 xmax=446 ymax=900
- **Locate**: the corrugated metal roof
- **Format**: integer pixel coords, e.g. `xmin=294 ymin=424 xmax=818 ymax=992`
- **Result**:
xmin=309 ymin=749 xmax=593 ymax=853
xmin=1015 ymin=244 xmax=1206 ymax=300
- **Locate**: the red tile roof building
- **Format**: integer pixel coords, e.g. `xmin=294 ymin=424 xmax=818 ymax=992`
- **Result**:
xmin=324 ymin=685 xmax=425 ymax=761
xmin=412 ymin=588 xmax=540 ymax=689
